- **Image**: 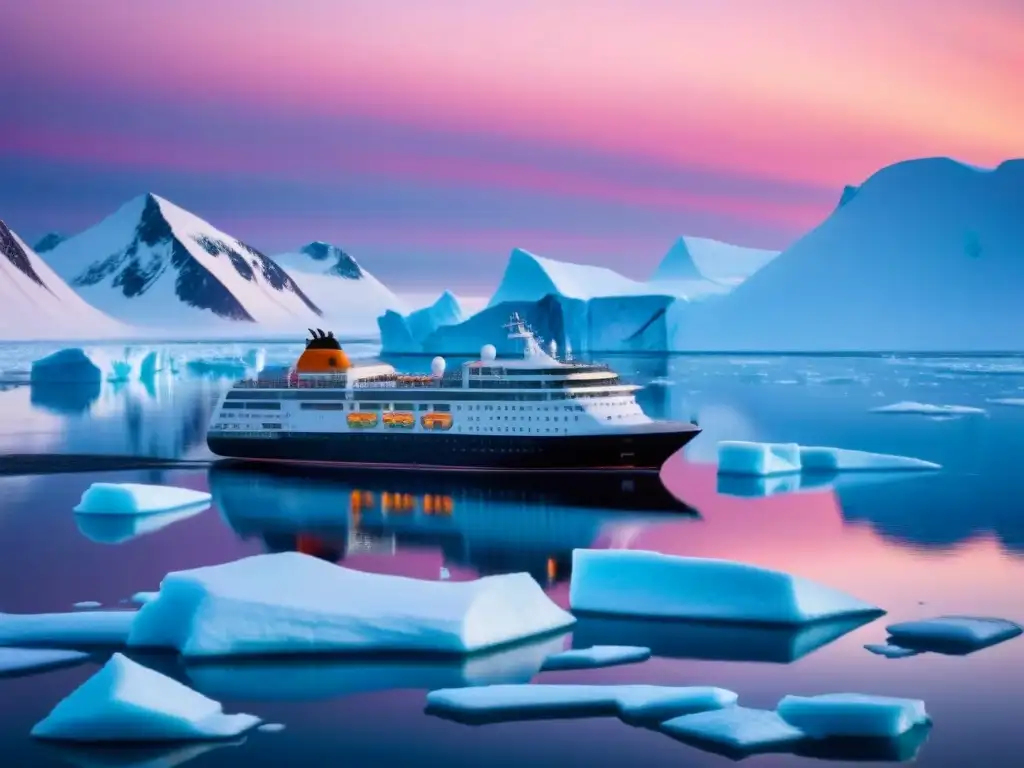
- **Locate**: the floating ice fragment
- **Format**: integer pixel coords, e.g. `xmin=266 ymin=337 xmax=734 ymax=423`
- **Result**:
xmin=128 ymin=552 xmax=574 ymax=657
xmin=569 ymin=550 xmax=881 ymax=625
xmin=864 ymin=643 xmax=920 ymax=659
xmin=717 ymin=441 xmax=940 ymax=476
xmin=0 ymin=610 xmax=136 ymax=647
xmin=658 ymin=706 xmax=804 ymax=754
xmin=885 ymin=615 xmax=1022 ymax=654
xmin=425 ymin=684 xmax=736 ymax=725
xmin=31 ymin=653 xmax=260 ymax=741
xmin=0 ymin=647 xmax=89 ymax=676
xmin=74 ymin=483 xmax=212 ymax=516
xmin=73 ymin=601 xmax=101 ymax=610
xmin=777 ymin=693 xmax=928 ymax=738
xmin=540 ymin=645 xmax=651 ymax=671
xmin=258 ymin=723 xmax=285 ymax=733
xmin=987 ymin=398 xmax=1024 ymax=407
xmin=869 ymin=401 xmax=985 ymax=416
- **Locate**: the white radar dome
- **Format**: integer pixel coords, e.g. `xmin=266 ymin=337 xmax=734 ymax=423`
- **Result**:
xmin=430 ymin=356 xmax=446 ymax=377
xmin=480 ymin=344 xmax=497 ymax=361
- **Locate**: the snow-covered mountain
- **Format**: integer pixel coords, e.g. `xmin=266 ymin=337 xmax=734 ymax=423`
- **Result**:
xmin=43 ymin=194 xmax=323 ymax=331
xmin=672 ymin=157 xmax=1024 ymax=351
xmin=487 ymin=248 xmax=655 ymax=307
xmin=272 ymin=241 xmax=405 ymax=333
xmin=0 ymin=220 xmax=125 ymax=340
xmin=652 ymin=236 xmax=779 ymax=287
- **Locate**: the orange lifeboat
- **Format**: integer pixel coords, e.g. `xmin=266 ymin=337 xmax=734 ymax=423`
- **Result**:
xmin=383 ymin=411 xmax=415 ymax=429
xmin=347 ymin=412 xmax=379 ymax=429
xmin=421 ymin=412 xmax=453 ymax=431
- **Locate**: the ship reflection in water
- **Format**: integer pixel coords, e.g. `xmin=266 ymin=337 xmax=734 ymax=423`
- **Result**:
xmin=208 ymin=462 xmax=699 ymax=586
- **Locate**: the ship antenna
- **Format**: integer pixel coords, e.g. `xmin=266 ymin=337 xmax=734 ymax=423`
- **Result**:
xmin=327 ymin=330 xmax=335 ymax=338
xmin=316 ymin=328 xmax=325 ymax=338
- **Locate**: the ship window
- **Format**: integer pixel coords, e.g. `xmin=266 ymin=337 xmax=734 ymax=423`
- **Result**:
xmin=247 ymin=402 xmax=281 ymax=410
xmin=434 ymin=404 xmax=451 ymax=412
xmin=223 ymin=402 xmax=245 ymax=409
xmin=262 ymin=423 xmax=282 ymax=429
xmin=360 ymin=403 xmax=381 ymax=410
xmin=419 ymin=404 xmax=429 ymax=411
xmin=394 ymin=403 xmax=414 ymax=411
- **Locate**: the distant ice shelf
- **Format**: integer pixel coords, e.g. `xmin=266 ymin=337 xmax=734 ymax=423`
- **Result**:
xmin=869 ymin=401 xmax=986 ymax=416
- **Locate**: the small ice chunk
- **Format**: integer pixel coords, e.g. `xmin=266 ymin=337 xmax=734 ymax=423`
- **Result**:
xmin=425 ymin=684 xmax=736 ymax=724
xmin=659 ymin=706 xmax=804 ymax=752
xmin=870 ymin=401 xmax=985 ymax=416
xmin=988 ymin=398 xmax=1024 ymax=407
xmin=569 ymin=550 xmax=881 ymax=625
xmin=258 ymin=723 xmax=285 ymax=733
xmin=864 ymin=643 xmax=920 ymax=659
xmin=718 ymin=441 xmax=801 ymax=476
xmin=73 ymin=601 xmax=102 ymax=610
xmin=717 ymin=441 xmax=939 ymax=476
xmin=777 ymin=693 xmax=928 ymax=738
xmin=0 ymin=611 xmax=136 ymax=646
xmin=74 ymin=483 xmax=212 ymax=516
xmin=0 ymin=648 xmax=89 ymax=676
xmin=540 ymin=645 xmax=651 ymax=671
xmin=798 ymin=446 xmax=940 ymax=472
xmin=32 ymin=653 xmax=260 ymax=742
xmin=885 ymin=616 xmax=1022 ymax=654
xmin=128 ymin=552 xmax=575 ymax=657
xmin=130 ymin=592 xmax=159 ymax=605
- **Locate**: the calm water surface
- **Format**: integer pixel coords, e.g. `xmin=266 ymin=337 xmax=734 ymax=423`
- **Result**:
xmin=1 ymin=347 xmax=1023 ymax=766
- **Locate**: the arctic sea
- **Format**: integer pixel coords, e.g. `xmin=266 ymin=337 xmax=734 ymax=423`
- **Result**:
xmin=1 ymin=345 xmax=1023 ymax=767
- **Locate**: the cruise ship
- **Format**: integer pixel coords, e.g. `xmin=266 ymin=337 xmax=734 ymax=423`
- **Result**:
xmin=206 ymin=314 xmax=701 ymax=471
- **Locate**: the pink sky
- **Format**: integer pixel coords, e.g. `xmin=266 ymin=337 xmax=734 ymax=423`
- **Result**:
xmin=1 ymin=0 xmax=1021 ymax=290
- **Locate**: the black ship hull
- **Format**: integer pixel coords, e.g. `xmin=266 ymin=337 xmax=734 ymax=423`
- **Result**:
xmin=207 ymin=424 xmax=700 ymax=472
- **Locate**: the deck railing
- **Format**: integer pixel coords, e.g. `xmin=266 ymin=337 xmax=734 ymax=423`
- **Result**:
xmin=231 ymin=373 xmax=465 ymax=390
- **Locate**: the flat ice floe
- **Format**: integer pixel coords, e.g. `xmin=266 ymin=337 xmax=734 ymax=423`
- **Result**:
xmin=569 ymin=549 xmax=881 ymax=625
xmin=884 ymin=615 xmax=1022 ymax=654
xmin=0 ymin=647 xmax=89 ymax=676
xmin=540 ymin=645 xmax=651 ymax=671
xmin=987 ymin=398 xmax=1024 ymax=407
xmin=74 ymin=483 xmax=211 ymax=516
xmin=72 ymin=601 xmax=101 ymax=609
xmin=128 ymin=552 xmax=574 ymax=657
xmin=0 ymin=610 xmax=136 ymax=647
xmin=659 ymin=706 xmax=805 ymax=753
xmin=869 ymin=401 xmax=986 ymax=416
xmin=777 ymin=693 xmax=928 ymax=738
xmin=864 ymin=643 xmax=921 ymax=659
xmin=425 ymin=684 xmax=737 ymax=724
xmin=31 ymin=653 xmax=260 ymax=741
xmin=717 ymin=440 xmax=940 ymax=476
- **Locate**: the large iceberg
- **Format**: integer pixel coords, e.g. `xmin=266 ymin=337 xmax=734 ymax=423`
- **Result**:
xmin=31 ymin=653 xmax=260 ymax=741
xmin=425 ymin=683 xmax=736 ymax=725
xmin=717 ymin=441 xmax=940 ymax=476
xmin=127 ymin=552 xmax=574 ymax=657
xmin=74 ymin=483 xmax=212 ymax=516
xmin=30 ymin=349 xmax=102 ymax=387
xmin=568 ymin=550 xmax=881 ymax=625
xmin=379 ymin=291 xmax=466 ymax=354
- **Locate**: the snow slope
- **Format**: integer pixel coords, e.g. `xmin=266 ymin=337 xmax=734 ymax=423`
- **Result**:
xmin=0 ymin=220 xmax=126 ymax=341
xmin=272 ymin=242 xmax=406 ymax=334
xmin=671 ymin=158 xmax=1024 ymax=351
xmin=652 ymin=236 xmax=779 ymax=287
xmin=487 ymin=248 xmax=657 ymax=307
xmin=43 ymin=194 xmax=324 ymax=331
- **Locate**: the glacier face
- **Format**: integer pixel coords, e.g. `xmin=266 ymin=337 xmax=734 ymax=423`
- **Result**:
xmin=272 ymin=241 xmax=406 ymax=334
xmin=671 ymin=158 xmax=1024 ymax=352
xmin=379 ymin=291 xmax=467 ymax=354
xmin=0 ymin=220 xmax=125 ymax=341
xmin=44 ymin=194 xmax=323 ymax=330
